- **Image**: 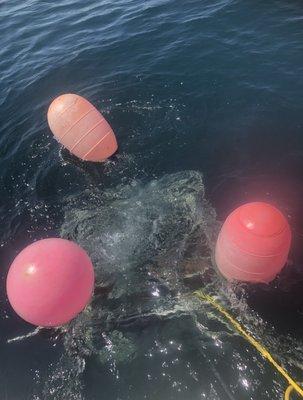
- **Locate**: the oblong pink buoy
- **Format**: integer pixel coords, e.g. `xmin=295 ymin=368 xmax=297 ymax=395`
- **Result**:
xmin=47 ymin=94 xmax=118 ymax=162
xmin=215 ymin=202 xmax=291 ymax=283
xmin=6 ymin=238 xmax=95 ymax=327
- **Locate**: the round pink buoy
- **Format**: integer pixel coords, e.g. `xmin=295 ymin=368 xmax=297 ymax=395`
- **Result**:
xmin=47 ymin=93 xmax=118 ymax=162
xmin=7 ymin=238 xmax=95 ymax=327
xmin=215 ymin=202 xmax=291 ymax=283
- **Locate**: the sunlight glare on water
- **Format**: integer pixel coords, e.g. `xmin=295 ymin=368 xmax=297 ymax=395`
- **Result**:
xmin=1 ymin=0 xmax=303 ymax=399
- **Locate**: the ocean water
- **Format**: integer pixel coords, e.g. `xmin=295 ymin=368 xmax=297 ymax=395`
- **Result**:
xmin=1 ymin=0 xmax=303 ymax=399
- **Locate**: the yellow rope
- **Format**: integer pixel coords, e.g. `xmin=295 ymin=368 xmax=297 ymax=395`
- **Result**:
xmin=285 ymin=385 xmax=294 ymax=400
xmin=194 ymin=290 xmax=303 ymax=400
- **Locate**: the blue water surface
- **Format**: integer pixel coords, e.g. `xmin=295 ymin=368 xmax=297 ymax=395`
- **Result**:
xmin=1 ymin=1 xmax=303 ymax=399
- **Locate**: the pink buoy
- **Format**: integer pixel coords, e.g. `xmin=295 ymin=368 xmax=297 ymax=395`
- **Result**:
xmin=6 ymin=238 xmax=94 ymax=327
xmin=47 ymin=93 xmax=118 ymax=162
xmin=215 ymin=202 xmax=291 ymax=283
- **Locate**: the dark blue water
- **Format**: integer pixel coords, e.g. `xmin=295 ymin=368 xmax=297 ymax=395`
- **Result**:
xmin=1 ymin=1 xmax=303 ymax=399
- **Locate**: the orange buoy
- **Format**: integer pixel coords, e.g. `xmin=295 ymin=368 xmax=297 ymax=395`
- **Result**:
xmin=7 ymin=238 xmax=94 ymax=327
xmin=215 ymin=202 xmax=291 ymax=283
xmin=47 ymin=94 xmax=118 ymax=162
